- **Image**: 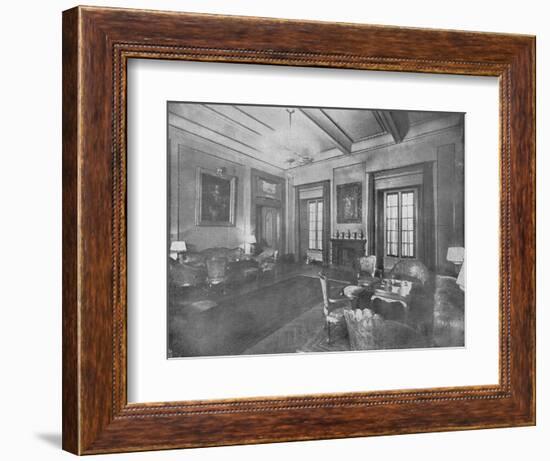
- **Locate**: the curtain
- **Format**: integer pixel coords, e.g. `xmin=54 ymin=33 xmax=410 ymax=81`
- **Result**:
xmin=422 ymin=162 xmax=436 ymax=271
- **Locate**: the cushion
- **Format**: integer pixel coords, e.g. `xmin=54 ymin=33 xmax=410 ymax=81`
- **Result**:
xmin=257 ymin=247 xmax=275 ymax=261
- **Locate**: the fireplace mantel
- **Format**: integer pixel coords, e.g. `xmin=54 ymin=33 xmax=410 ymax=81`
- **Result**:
xmin=330 ymin=239 xmax=366 ymax=267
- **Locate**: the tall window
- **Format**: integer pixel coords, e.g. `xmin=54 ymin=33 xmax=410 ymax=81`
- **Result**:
xmin=308 ymin=199 xmax=323 ymax=250
xmin=385 ymin=189 xmax=417 ymax=258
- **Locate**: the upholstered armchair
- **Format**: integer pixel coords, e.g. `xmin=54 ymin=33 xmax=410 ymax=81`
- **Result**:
xmin=387 ymin=259 xmax=435 ymax=338
xmin=318 ymin=272 xmax=350 ymax=344
xmin=356 ymin=255 xmax=381 ymax=288
xmin=433 ymin=276 xmax=465 ymax=347
xmin=168 ymin=258 xmax=206 ymax=288
xmin=205 ymin=256 xmax=228 ymax=290
xmin=344 ymin=308 xmax=428 ymax=350
xmin=389 ymin=259 xmax=432 ymax=286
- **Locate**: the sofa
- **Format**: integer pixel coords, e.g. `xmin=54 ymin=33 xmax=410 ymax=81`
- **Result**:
xmin=169 ymin=246 xmax=278 ymax=288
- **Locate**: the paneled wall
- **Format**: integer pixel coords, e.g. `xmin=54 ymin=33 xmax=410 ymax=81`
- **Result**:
xmin=288 ymin=123 xmax=464 ymax=273
xmin=169 ymin=121 xmax=464 ymax=272
xmin=169 ymin=127 xmax=287 ymax=252
xmin=170 ymin=143 xmax=249 ymax=251
xmin=333 ymin=162 xmax=366 ymax=237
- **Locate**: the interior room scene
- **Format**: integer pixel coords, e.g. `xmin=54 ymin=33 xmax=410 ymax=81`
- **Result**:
xmin=167 ymin=102 xmax=465 ymax=358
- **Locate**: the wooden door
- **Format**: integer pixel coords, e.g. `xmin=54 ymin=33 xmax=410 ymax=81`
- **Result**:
xmin=259 ymin=206 xmax=281 ymax=253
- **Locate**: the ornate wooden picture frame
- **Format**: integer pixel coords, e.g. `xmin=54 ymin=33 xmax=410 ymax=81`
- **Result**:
xmin=62 ymin=5 xmax=535 ymax=455
xmin=195 ymin=167 xmax=237 ymax=227
xmin=337 ymin=182 xmax=362 ymax=223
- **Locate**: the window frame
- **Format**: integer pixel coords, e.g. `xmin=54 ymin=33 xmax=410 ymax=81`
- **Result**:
xmin=307 ymin=198 xmax=324 ymax=251
xmin=383 ymin=188 xmax=418 ymax=259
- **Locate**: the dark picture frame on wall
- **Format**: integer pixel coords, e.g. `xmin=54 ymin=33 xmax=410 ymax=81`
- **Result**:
xmin=337 ymin=182 xmax=362 ymax=223
xmin=195 ymin=167 xmax=237 ymax=226
xmin=62 ymin=5 xmax=535 ymax=455
xmin=256 ymin=176 xmax=282 ymax=201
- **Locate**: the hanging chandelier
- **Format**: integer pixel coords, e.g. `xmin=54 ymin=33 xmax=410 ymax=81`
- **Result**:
xmin=284 ymin=108 xmax=313 ymax=167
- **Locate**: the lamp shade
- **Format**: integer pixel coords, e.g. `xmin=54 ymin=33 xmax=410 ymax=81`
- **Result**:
xmin=170 ymin=241 xmax=187 ymax=252
xmin=447 ymin=246 xmax=465 ymax=264
xmin=246 ymin=234 xmax=256 ymax=244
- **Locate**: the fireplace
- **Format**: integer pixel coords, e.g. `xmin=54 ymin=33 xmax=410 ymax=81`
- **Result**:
xmin=330 ymin=238 xmax=366 ymax=267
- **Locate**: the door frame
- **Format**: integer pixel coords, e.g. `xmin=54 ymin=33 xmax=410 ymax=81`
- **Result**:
xmin=250 ymin=168 xmax=286 ymax=253
xmin=295 ymin=180 xmax=331 ymax=264
xmin=377 ymin=186 xmax=422 ymax=271
xmin=371 ymin=164 xmax=432 ymax=271
xmin=256 ymin=205 xmax=282 ymax=253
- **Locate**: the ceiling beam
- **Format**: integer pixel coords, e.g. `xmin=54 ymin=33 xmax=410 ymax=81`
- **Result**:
xmin=299 ymin=108 xmax=353 ymax=154
xmin=201 ymin=104 xmax=263 ymax=136
xmin=373 ymin=110 xmax=410 ymax=144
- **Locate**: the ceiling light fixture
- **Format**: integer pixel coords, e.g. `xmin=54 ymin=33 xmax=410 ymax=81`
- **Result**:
xmin=284 ymin=108 xmax=313 ymax=167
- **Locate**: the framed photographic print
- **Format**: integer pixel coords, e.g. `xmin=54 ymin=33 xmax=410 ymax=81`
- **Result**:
xmin=337 ymin=182 xmax=362 ymax=223
xmin=62 ymin=5 xmax=535 ymax=455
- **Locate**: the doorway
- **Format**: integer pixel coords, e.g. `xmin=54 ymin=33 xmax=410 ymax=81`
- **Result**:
xmin=295 ymin=180 xmax=331 ymax=264
xmin=256 ymin=206 xmax=282 ymax=254
xmin=371 ymin=163 xmax=436 ymax=272
xmin=376 ymin=187 xmax=421 ymax=271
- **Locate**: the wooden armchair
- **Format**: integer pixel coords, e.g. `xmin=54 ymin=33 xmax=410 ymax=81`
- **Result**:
xmin=254 ymin=248 xmax=279 ymax=277
xmin=318 ymin=272 xmax=350 ymax=344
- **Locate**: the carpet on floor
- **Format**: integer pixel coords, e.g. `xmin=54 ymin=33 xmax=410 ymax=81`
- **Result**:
xmin=243 ymin=303 xmax=350 ymax=355
xmin=169 ymin=275 xmax=347 ymax=358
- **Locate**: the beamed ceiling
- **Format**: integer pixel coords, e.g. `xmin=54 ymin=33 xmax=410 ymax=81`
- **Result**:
xmin=168 ymin=102 xmax=460 ymax=171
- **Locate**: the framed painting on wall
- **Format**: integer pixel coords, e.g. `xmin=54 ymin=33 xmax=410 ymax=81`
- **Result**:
xmin=337 ymin=182 xmax=363 ymax=223
xmin=195 ymin=167 xmax=237 ymax=226
xmin=257 ymin=177 xmax=281 ymax=200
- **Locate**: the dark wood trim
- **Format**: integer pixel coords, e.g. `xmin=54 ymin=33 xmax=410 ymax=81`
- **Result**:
xmin=62 ymin=5 xmax=535 ymax=454
xmin=250 ymin=168 xmax=286 ymax=253
xmin=62 ymin=6 xmax=80 ymax=454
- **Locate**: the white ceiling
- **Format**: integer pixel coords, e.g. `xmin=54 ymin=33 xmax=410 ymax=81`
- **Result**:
xmin=168 ymin=102 xmax=460 ymax=171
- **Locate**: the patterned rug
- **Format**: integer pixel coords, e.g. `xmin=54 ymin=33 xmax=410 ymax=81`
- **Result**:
xmin=243 ymin=302 xmax=350 ymax=355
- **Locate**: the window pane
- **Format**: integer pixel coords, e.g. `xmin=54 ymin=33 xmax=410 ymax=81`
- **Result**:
xmin=308 ymin=199 xmax=324 ymax=250
xmin=309 ymin=201 xmax=316 ymax=249
xmin=386 ymin=193 xmax=399 ymax=257
xmin=400 ymin=192 xmax=415 ymax=258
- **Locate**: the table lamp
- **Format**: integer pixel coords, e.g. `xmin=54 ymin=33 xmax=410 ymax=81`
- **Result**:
xmin=170 ymin=241 xmax=187 ymax=262
xmin=447 ymin=246 xmax=465 ymax=275
xmin=245 ymin=234 xmax=256 ymax=255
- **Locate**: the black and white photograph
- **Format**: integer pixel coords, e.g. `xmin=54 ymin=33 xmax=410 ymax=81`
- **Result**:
xmin=2 ymin=0 xmax=543 ymax=459
xmin=167 ymin=102 xmax=465 ymax=358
